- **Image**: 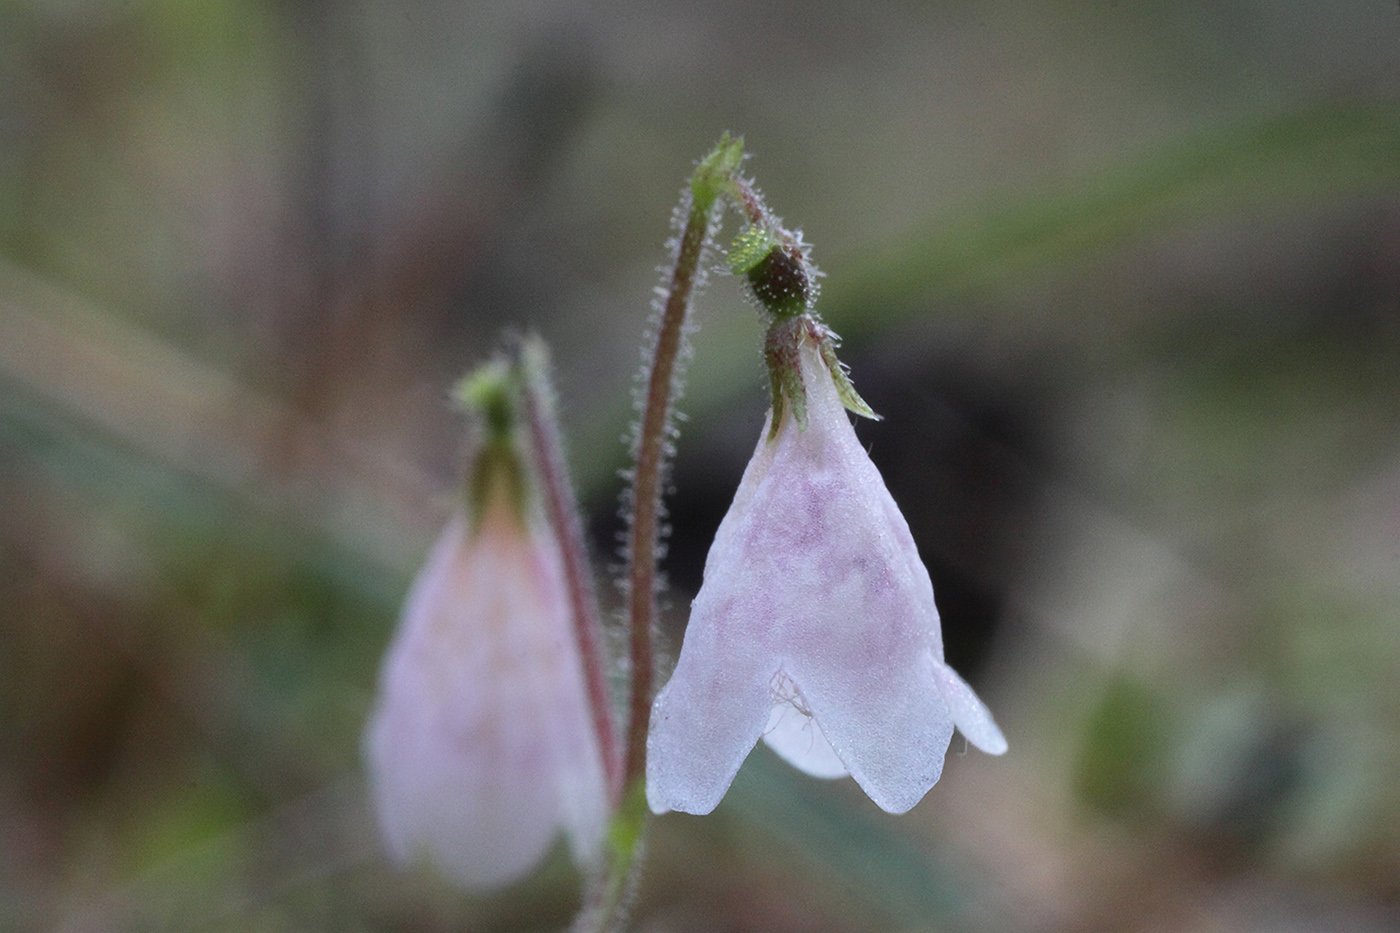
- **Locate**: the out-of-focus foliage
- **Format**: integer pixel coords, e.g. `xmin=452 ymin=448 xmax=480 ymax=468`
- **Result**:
xmin=2 ymin=1 xmax=1398 ymax=931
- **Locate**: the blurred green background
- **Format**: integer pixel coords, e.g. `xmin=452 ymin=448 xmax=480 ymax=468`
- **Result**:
xmin=2 ymin=1 xmax=1399 ymax=930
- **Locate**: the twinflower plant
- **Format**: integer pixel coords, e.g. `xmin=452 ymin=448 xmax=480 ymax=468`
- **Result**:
xmin=363 ymin=135 xmax=1007 ymax=932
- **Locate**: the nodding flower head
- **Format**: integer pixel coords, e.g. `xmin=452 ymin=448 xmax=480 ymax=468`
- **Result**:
xmin=364 ymin=360 xmax=608 ymax=888
xmin=646 ymin=315 xmax=1006 ymax=816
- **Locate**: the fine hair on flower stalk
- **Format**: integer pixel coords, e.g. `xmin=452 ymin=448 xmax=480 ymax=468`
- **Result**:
xmin=618 ymin=134 xmax=745 ymax=799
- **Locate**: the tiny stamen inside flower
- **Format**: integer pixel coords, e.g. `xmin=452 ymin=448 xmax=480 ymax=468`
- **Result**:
xmin=768 ymin=670 xmax=812 ymax=717
xmin=761 ymin=671 xmax=849 ymax=779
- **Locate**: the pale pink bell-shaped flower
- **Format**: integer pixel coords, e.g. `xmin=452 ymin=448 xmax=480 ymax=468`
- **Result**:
xmin=647 ymin=325 xmax=1007 ymax=816
xmin=364 ymin=492 xmax=608 ymax=888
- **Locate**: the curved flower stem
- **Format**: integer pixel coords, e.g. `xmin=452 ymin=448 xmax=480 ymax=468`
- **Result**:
xmin=622 ymin=135 xmax=744 ymax=794
xmin=622 ymin=206 xmax=700 ymax=790
xmin=575 ymin=136 xmax=743 ymax=933
xmin=516 ymin=336 xmax=622 ymax=801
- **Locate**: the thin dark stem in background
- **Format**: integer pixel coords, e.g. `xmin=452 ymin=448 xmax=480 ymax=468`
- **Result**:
xmin=518 ymin=339 xmax=622 ymax=801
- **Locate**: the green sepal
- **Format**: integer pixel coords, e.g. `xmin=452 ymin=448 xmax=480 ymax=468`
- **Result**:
xmin=453 ymin=358 xmax=531 ymax=529
xmin=819 ymin=337 xmax=881 ymax=421
xmin=764 ymin=316 xmax=807 ymax=439
xmin=454 ymin=359 xmax=515 ymax=439
xmin=764 ymin=315 xmax=880 ymax=438
xmin=728 ymin=226 xmax=780 ymax=276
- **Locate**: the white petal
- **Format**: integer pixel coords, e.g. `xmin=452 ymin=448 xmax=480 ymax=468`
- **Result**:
xmin=784 ymin=651 xmax=955 ymax=814
xmin=646 ymin=594 xmax=775 ymax=814
xmin=365 ymin=511 xmax=607 ymax=887
xmin=747 ymin=345 xmax=958 ymax=812
xmin=933 ymin=660 xmax=1009 ymax=755
xmin=701 ymin=409 xmax=779 ymax=582
xmin=647 ymin=336 xmax=1004 ymax=816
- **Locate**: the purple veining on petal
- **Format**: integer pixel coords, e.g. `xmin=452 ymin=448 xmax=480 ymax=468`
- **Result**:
xmin=646 ymin=331 xmax=1004 ymax=816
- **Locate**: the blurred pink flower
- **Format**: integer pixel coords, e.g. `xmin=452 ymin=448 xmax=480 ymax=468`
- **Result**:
xmin=647 ymin=327 xmax=1006 ymax=816
xmin=364 ymin=496 xmax=607 ymax=888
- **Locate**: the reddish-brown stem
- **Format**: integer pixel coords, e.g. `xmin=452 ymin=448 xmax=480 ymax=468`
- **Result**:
xmin=728 ymin=176 xmax=768 ymax=227
xmin=518 ymin=343 xmax=622 ymax=802
xmin=578 ymin=134 xmax=743 ymax=933
xmin=622 ymin=199 xmax=714 ymax=791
